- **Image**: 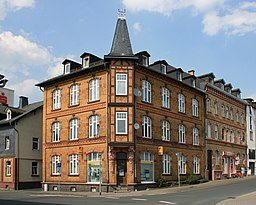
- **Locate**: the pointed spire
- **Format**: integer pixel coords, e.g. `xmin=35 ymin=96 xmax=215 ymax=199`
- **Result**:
xmin=106 ymin=9 xmax=135 ymax=58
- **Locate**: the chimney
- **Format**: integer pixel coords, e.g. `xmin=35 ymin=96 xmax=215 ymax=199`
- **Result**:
xmin=19 ymin=96 xmax=28 ymax=109
xmin=188 ymin=70 xmax=195 ymax=76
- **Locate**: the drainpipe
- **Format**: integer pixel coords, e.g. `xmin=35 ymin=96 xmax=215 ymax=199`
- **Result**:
xmin=105 ymin=65 xmax=109 ymax=192
xmin=133 ymin=63 xmax=137 ymax=190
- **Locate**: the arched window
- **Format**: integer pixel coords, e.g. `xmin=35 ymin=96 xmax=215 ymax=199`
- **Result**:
xmin=89 ymin=79 xmax=100 ymax=101
xmin=53 ymin=89 xmax=61 ymax=110
xmin=162 ymin=120 xmax=170 ymax=141
xmin=142 ymin=116 xmax=152 ymax=138
xmin=70 ymin=118 xmax=79 ymax=140
xmin=70 ymin=84 xmax=79 ymax=106
xmin=142 ymin=80 xmax=151 ymax=103
xmin=89 ymin=115 xmax=99 ymax=138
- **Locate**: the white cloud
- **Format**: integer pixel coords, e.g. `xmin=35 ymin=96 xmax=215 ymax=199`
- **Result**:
xmin=133 ymin=22 xmax=142 ymax=32
xmin=9 ymin=78 xmax=38 ymax=97
xmin=0 ymin=31 xmax=53 ymax=77
xmin=203 ymin=5 xmax=256 ymax=36
xmin=47 ymin=58 xmax=63 ymax=78
xmin=0 ymin=0 xmax=35 ymax=20
xmin=123 ymin=0 xmax=225 ymax=16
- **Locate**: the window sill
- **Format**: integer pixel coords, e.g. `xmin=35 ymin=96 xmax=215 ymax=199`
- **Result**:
xmin=31 ymin=174 xmax=40 ymax=177
xmin=142 ymin=137 xmax=152 ymax=140
xmin=141 ymin=101 xmax=153 ymax=105
xmin=69 ymin=103 xmax=80 ymax=108
xmin=161 ymin=106 xmax=170 ymax=110
xmin=52 ymin=108 xmax=61 ymax=111
xmin=141 ymin=181 xmax=155 ymax=184
xmin=68 ymin=174 xmax=79 ymax=176
xmin=87 ymin=100 xmax=100 ymax=104
xmin=51 ymin=174 xmax=61 ymax=176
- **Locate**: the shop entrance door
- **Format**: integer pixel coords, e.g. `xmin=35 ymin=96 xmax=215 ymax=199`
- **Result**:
xmin=116 ymin=152 xmax=127 ymax=185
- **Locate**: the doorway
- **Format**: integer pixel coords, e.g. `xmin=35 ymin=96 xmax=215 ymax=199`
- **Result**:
xmin=116 ymin=152 xmax=127 ymax=185
xmin=207 ymin=150 xmax=212 ymax=180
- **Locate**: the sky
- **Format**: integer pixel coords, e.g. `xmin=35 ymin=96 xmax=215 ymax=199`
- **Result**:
xmin=0 ymin=0 xmax=256 ymax=105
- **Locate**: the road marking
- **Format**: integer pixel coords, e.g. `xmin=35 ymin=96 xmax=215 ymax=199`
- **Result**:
xmin=159 ymin=200 xmax=176 ymax=204
xmin=132 ymin=198 xmax=148 ymax=201
xmin=105 ymin=197 xmax=120 ymax=199
xmin=30 ymin=194 xmax=83 ymax=198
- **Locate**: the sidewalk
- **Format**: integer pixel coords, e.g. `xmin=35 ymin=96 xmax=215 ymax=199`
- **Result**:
xmin=216 ymin=191 xmax=256 ymax=205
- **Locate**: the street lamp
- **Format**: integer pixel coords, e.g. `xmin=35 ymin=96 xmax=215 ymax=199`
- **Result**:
xmin=176 ymin=152 xmax=181 ymax=188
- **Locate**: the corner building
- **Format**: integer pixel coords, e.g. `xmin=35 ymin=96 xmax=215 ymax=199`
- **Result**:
xmin=37 ymin=14 xmax=205 ymax=192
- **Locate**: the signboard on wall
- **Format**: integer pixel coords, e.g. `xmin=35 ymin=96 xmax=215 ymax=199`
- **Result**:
xmin=0 ymin=87 xmax=14 ymax=106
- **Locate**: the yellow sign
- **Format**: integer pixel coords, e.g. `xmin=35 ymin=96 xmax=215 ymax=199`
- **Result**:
xmin=158 ymin=146 xmax=163 ymax=155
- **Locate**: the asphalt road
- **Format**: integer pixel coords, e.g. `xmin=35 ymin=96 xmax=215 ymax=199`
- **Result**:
xmin=0 ymin=177 xmax=256 ymax=205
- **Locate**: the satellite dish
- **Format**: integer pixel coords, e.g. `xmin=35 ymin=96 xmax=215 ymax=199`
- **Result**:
xmin=134 ymin=123 xmax=140 ymax=130
xmin=134 ymin=88 xmax=141 ymax=97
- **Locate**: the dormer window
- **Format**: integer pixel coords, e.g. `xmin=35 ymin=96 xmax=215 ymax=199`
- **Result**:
xmin=64 ymin=63 xmax=70 ymax=74
xmin=177 ymin=72 xmax=182 ymax=81
xmin=160 ymin=64 xmax=166 ymax=74
xmin=209 ymin=78 xmax=213 ymax=84
xmin=6 ymin=109 xmax=11 ymax=120
xmin=220 ymin=84 xmax=224 ymax=90
xmin=191 ymin=79 xmax=196 ymax=87
xmin=142 ymin=55 xmax=148 ymax=67
xmin=83 ymin=56 xmax=90 ymax=68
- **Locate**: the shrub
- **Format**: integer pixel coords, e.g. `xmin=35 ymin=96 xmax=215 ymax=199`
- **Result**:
xmin=186 ymin=173 xmax=199 ymax=185
xmin=158 ymin=178 xmax=167 ymax=187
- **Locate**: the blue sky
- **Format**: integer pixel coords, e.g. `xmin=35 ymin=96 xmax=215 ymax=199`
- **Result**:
xmin=0 ymin=0 xmax=256 ymax=105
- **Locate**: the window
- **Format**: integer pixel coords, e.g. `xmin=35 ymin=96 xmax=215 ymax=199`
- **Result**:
xmin=142 ymin=116 xmax=152 ymax=138
xmin=116 ymin=112 xmax=127 ymax=134
xmin=207 ymin=123 xmax=211 ymax=138
xmin=140 ymin=152 xmax=154 ymax=182
xmin=214 ymin=125 xmax=219 ymax=139
xmin=179 ymin=124 xmax=186 ymax=143
xmin=236 ymin=111 xmax=239 ymax=122
xmin=142 ymin=55 xmax=148 ymax=66
xmin=178 ymin=93 xmax=185 ymax=113
xmin=83 ymin=56 xmax=90 ymax=68
xmin=206 ymin=99 xmax=211 ymax=112
xmin=226 ymin=106 xmax=229 ymax=118
xmin=214 ymin=101 xmax=218 ymax=115
xmin=87 ymin=152 xmax=102 ymax=182
xmin=162 ymin=120 xmax=170 ymax=141
xmin=6 ymin=109 xmax=11 ymax=120
xmin=89 ymin=115 xmax=99 ymax=138
xmin=64 ymin=63 xmax=70 ymax=74
xmin=32 ymin=162 xmax=39 ymax=175
xmin=193 ymin=157 xmax=200 ymax=174
xmin=5 ymin=136 xmax=10 ymax=150
xmin=221 ymin=105 xmax=225 ymax=117
xmin=142 ymin=80 xmax=151 ymax=103
xmin=178 ymin=154 xmax=186 ymax=174
xmin=89 ymin=79 xmax=100 ymax=101
xmin=116 ymin=74 xmax=127 ymax=95
xmin=53 ymin=89 xmax=61 ymax=110
xmin=162 ymin=87 xmax=170 ymax=108
xmin=230 ymin=108 xmax=233 ymax=120
xmin=52 ymin=155 xmax=60 ymax=175
xmin=52 ymin=122 xmax=60 ymax=142
xmin=6 ymin=161 xmax=11 ymax=176
xmin=160 ymin=64 xmax=167 ymax=74
xmin=191 ymin=79 xmax=196 ymax=88
xmin=162 ymin=154 xmax=171 ymax=174
xmin=215 ymin=151 xmax=219 ymax=165
xmin=177 ymin=72 xmax=182 ymax=81
xmin=70 ymin=118 xmax=79 ymax=140
xmin=69 ymin=154 xmax=79 ymax=175
xmin=70 ymin=84 xmax=79 ymax=106
xmin=32 ymin=137 xmax=39 ymax=150
xmin=193 ymin=127 xmax=199 ymax=145
xmin=241 ymin=113 xmax=244 ymax=124
xmin=192 ymin=99 xmax=198 ymax=117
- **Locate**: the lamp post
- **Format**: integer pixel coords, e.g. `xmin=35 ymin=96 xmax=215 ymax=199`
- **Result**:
xmin=176 ymin=152 xmax=181 ymax=188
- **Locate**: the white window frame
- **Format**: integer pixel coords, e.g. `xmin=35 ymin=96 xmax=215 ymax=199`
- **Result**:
xmin=178 ymin=93 xmax=185 ymax=113
xmin=162 ymin=154 xmax=171 ymax=174
xmin=70 ymin=84 xmax=79 ymax=106
xmin=179 ymin=124 xmax=186 ymax=143
xmin=116 ymin=74 xmax=127 ymax=95
xmin=193 ymin=157 xmax=200 ymax=174
xmin=32 ymin=162 xmax=39 ymax=175
xmin=89 ymin=115 xmax=99 ymax=138
xmin=52 ymin=122 xmax=60 ymax=142
xmin=64 ymin=63 xmax=70 ymax=74
xmin=53 ymin=89 xmax=61 ymax=110
xmin=69 ymin=154 xmax=79 ymax=175
xmin=192 ymin=99 xmax=198 ymax=117
xmin=52 ymin=155 xmax=60 ymax=175
xmin=207 ymin=123 xmax=211 ymax=138
xmin=70 ymin=118 xmax=79 ymax=140
xmin=214 ymin=125 xmax=219 ymax=139
xmin=162 ymin=87 xmax=170 ymax=108
xmin=142 ymin=116 xmax=152 ymax=138
xmin=142 ymin=80 xmax=151 ymax=103
xmin=214 ymin=101 xmax=218 ymax=115
xmin=89 ymin=79 xmax=100 ymax=102
xmin=6 ymin=161 xmax=11 ymax=176
xmin=178 ymin=154 xmax=186 ymax=174
xmin=140 ymin=152 xmax=154 ymax=182
xmin=5 ymin=136 xmax=10 ymax=150
xmin=87 ymin=152 xmax=102 ymax=183
xmin=192 ymin=127 xmax=199 ymax=145
xmin=32 ymin=137 xmax=39 ymax=150
xmin=160 ymin=64 xmax=167 ymax=74
xmin=162 ymin=120 xmax=170 ymax=141
xmin=142 ymin=55 xmax=148 ymax=66
xmin=6 ymin=109 xmax=11 ymax=120
xmin=206 ymin=99 xmax=211 ymax=112
xmin=221 ymin=105 xmax=225 ymax=117
xmin=116 ymin=112 xmax=127 ymax=134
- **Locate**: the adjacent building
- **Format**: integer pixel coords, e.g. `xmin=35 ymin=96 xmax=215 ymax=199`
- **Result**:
xmin=198 ymin=74 xmax=247 ymax=180
xmin=0 ymin=96 xmax=43 ymax=189
xmin=244 ymin=98 xmax=256 ymax=175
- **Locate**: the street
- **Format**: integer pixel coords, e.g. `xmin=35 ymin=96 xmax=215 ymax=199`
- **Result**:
xmin=0 ymin=176 xmax=256 ymax=205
